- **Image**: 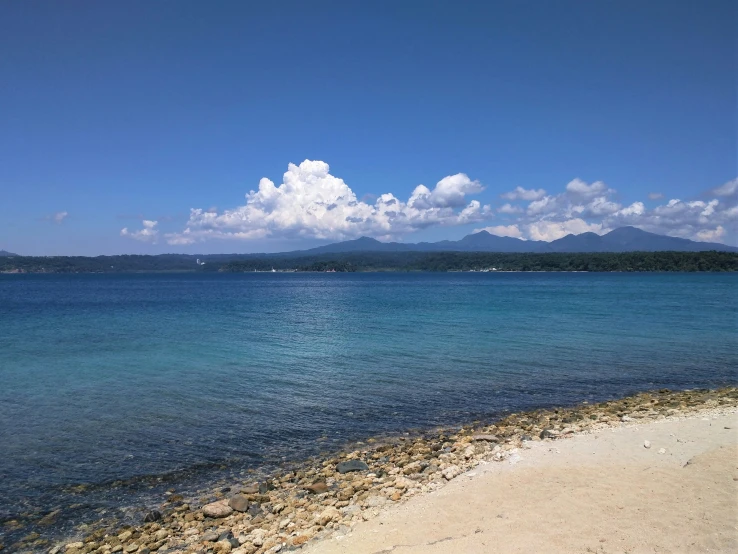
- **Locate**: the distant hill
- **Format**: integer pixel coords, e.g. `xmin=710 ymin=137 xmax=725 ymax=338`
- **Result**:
xmin=0 ymin=250 xmax=18 ymax=257
xmin=287 ymin=227 xmax=737 ymax=255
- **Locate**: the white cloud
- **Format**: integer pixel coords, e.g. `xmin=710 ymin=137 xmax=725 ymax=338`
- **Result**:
xmin=696 ymin=226 xmax=725 ymax=242
xmin=501 ymin=186 xmax=546 ymax=201
xmin=121 ymin=220 xmax=159 ymax=243
xmin=565 ymin=178 xmax=611 ymax=198
xmin=162 ymin=160 xmax=491 ymax=245
xmin=474 ymin=224 xmax=524 ymax=239
xmin=498 ymin=203 xmax=523 ymax=214
xmin=712 ymin=178 xmax=737 ymax=198
xmin=492 ymin=176 xmax=737 ymax=245
xmin=527 ymin=195 xmax=558 ymax=216
xmin=42 ymin=211 xmax=68 ymax=224
xmin=526 ymin=219 xmax=603 ymax=241
xmin=648 ymin=192 xmax=664 ymax=200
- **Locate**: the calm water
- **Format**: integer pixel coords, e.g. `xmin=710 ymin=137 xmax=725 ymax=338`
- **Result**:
xmin=0 ymin=272 xmax=736 ymax=542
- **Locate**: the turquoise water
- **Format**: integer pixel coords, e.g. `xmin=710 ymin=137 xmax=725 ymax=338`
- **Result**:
xmin=0 ymin=272 xmax=736 ymax=542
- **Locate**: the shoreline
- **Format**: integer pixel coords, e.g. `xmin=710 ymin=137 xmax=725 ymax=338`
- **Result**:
xmin=8 ymin=386 xmax=738 ymax=554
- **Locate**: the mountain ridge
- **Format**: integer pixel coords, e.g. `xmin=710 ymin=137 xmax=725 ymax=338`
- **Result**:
xmin=289 ymin=227 xmax=737 ymax=255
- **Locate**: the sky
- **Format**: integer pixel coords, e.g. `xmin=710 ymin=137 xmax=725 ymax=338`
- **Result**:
xmin=1 ymin=0 xmax=735 ymax=255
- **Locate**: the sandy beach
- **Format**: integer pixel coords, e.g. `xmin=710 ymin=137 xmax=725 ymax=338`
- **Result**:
xmin=304 ymin=409 xmax=738 ymax=554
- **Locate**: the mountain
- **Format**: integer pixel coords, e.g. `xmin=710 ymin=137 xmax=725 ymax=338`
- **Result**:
xmin=548 ymin=227 xmax=738 ymax=253
xmin=287 ymin=227 xmax=738 ymax=255
xmin=0 ymin=250 xmax=18 ymax=257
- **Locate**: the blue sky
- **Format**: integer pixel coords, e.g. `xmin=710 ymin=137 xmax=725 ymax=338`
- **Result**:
xmin=1 ymin=0 xmax=735 ymax=255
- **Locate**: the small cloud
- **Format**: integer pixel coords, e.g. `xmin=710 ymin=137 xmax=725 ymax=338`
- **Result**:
xmin=711 ymin=178 xmax=737 ymax=198
xmin=53 ymin=211 xmax=68 ymax=224
xmin=475 ymin=224 xmax=524 ymax=239
xmin=501 ymin=186 xmax=546 ymax=201
xmin=565 ymin=179 xmax=611 ymax=198
xmin=648 ymin=192 xmax=664 ymax=200
xmin=121 ymin=220 xmax=159 ymax=243
xmin=497 ymin=203 xmax=523 ymax=214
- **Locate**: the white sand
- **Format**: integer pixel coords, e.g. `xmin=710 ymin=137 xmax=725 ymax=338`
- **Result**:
xmin=304 ymin=409 xmax=738 ymax=554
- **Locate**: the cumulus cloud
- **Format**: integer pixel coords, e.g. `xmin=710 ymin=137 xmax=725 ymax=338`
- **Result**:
xmin=492 ymin=176 xmax=738 ymax=244
xmin=121 ymin=220 xmax=159 ymax=243
xmin=648 ymin=192 xmax=664 ymax=200
xmin=501 ymin=186 xmax=546 ymax=201
xmin=526 ymin=219 xmax=603 ymax=241
xmin=162 ymin=160 xmax=491 ymax=245
xmin=565 ymin=179 xmax=612 ymax=198
xmin=474 ymin=224 xmax=524 ymax=239
xmin=497 ymin=203 xmax=523 ymax=214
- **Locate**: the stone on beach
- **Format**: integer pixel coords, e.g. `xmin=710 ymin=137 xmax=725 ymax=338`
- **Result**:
xmin=228 ymin=494 xmax=250 ymax=512
xmin=202 ymin=500 xmax=234 ymax=518
xmin=442 ymin=465 xmax=462 ymax=480
xmin=472 ymin=434 xmax=499 ymax=442
xmin=143 ymin=510 xmax=161 ymax=522
xmin=305 ymin=481 xmax=329 ymax=494
xmin=336 ymin=459 xmax=370 ymax=473
xmin=644 ymin=440 xmax=651 ymax=448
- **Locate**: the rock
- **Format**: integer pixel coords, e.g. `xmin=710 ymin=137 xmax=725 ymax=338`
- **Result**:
xmin=336 ymin=459 xmax=369 ymax=473
xmin=644 ymin=440 xmax=651 ymax=449
xmin=143 ymin=510 xmax=162 ymax=523
xmin=228 ymin=494 xmax=250 ymax=512
xmin=402 ymin=461 xmax=422 ymax=475
xmin=203 ymin=530 xmax=220 ymax=542
xmin=117 ymin=532 xmax=132 ymax=543
xmin=472 ymin=434 xmax=499 ymax=442
xmin=241 ymin=483 xmax=260 ymax=494
xmin=540 ymin=429 xmax=560 ymax=439
xmin=291 ymin=535 xmax=309 ymax=547
xmin=66 ymin=543 xmax=84 ymax=551
xmin=214 ymin=539 xmax=232 ymax=554
xmin=124 ymin=544 xmax=138 ymax=553
xmin=442 ymin=465 xmax=461 ymax=480
xmin=305 ymin=482 xmax=329 ymax=494
xmin=38 ymin=510 xmax=61 ymax=526
xmin=390 ymin=491 xmax=402 ymax=502
xmin=203 ymin=500 xmax=234 ymax=518
xmin=247 ymin=503 xmax=262 ymax=517
xmin=658 ymin=448 xmax=666 ymax=454
xmin=153 ymin=530 xmax=168 ymax=541
xmin=233 ymin=545 xmax=258 ymax=554
xmin=316 ymin=506 xmax=341 ymax=526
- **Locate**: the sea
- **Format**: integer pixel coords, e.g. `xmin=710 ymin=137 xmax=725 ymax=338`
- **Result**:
xmin=0 ymin=272 xmax=736 ymax=546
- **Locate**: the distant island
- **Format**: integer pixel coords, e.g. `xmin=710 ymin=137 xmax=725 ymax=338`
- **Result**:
xmin=2 ymin=227 xmax=737 ymax=274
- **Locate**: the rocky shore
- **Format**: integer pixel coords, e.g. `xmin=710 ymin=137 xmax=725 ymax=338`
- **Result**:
xmin=7 ymin=386 xmax=737 ymax=554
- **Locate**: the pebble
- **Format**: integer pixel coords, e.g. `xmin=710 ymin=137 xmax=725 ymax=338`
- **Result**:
xmin=658 ymin=448 xmax=666 ymax=454
xmin=336 ymin=460 xmax=370 ymax=473
xmin=228 ymin=494 xmax=250 ymax=512
xmin=143 ymin=510 xmax=162 ymax=523
xmin=305 ymin=482 xmax=329 ymax=494
xmin=644 ymin=440 xmax=651 ymax=449
xmin=442 ymin=465 xmax=462 ymax=480
xmin=203 ymin=500 xmax=234 ymax=518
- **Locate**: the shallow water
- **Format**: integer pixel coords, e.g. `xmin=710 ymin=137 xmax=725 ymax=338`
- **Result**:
xmin=0 ymin=272 xmax=736 ymax=543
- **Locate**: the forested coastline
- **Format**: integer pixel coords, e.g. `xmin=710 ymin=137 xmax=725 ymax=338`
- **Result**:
xmin=2 ymin=251 xmax=737 ymax=274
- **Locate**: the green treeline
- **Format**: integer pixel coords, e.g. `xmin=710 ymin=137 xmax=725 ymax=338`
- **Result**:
xmin=2 ymin=251 xmax=737 ymax=274
xmin=222 ymin=251 xmax=738 ymax=272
